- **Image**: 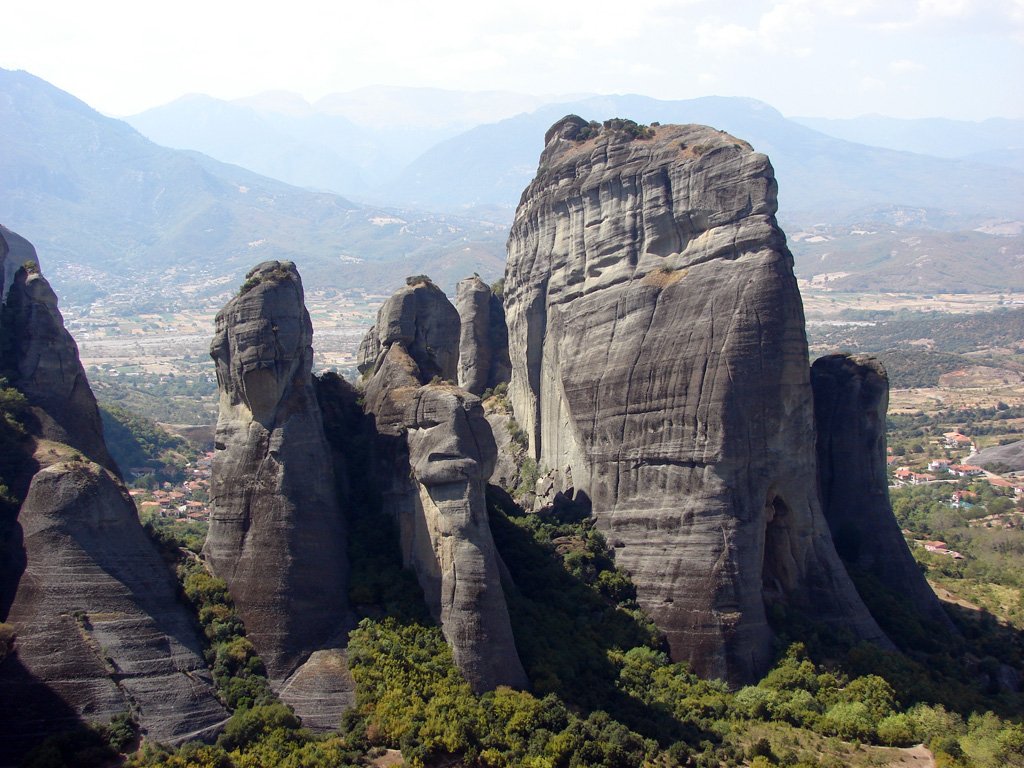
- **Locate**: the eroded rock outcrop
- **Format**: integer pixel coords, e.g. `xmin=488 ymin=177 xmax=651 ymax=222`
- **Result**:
xmin=811 ymin=353 xmax=952 ymax=629
xmin=0 ymin=457 xmax=226 ymax=755
xmin=456 ymin=275 xmax=511 ymax=396
xmin=358 ymin=277 xmax=460 ymax=385
xmin=503 ymin=116 xmax=887 ymax=682
xmin=0 ymin=229 xmax=115 ymax=471
xmin=0 ymin=227 xmax=226 ymax=756
xmin=205 ymin=261 xmax=353 ymax=718
xmin=359 ymin=282 xmax=527 ymax=692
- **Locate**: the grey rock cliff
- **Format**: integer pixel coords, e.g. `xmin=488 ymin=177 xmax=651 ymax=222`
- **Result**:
xmin=358 ymin=285 xmax=527 ymax=692
xmin=811 ymin=353 xmax=952 ymax=628
xmin=503 ymin=115 xmax=887 ymax=682
xmin=205 ymin=261 xmax=353 ymax=719
xmin=0 ymin=458 xmax=226 ymax=755
xmin=0 ymin=226 xmax=226 ymax=756
xmin=455 ymin=275 xmax=511 ymax=395
xmin=0 ymin=230 xmax=115 ymax=471
xmin=358 ymin=278 xmax=460 ymax=384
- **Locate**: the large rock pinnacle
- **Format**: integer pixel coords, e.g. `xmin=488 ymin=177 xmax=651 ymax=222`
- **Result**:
xmin=0 ymin=228 xmax=115 ymax=471
xmin=358 ymin=280 xmax=528 ymax=692
xmin=206 ymin=261 xmax=353 ymax=716
xmin=503 ymin=116 xmax=888 ymax=682
xmin=811 ymin=353 xmax=952 ymax=629
xmin=455 ymin=275 xmax=511 ymax=396
xmin=0 ymin=226 xmax=226 ymax=757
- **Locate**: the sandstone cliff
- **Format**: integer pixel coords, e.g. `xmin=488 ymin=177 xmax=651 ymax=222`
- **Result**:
xmin=205 ymin=261 xmax=353 ymax=720
xmin=503 ymin=116 xmax=887 ymax=682
xmin=0 ymin=227 xmax=226 ymax=755
xmin=359 ymin=281 xmax=527 ymax=692
xmin=811 ymin=353 xmax=952 ymax=629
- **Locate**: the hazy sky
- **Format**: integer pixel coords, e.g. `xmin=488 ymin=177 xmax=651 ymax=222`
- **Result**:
xmin=3 ymin=0 xmax=1022 ymax=120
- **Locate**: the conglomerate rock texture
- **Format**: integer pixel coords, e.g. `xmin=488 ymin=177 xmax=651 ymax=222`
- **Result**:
xmin=0 ymin=229 xmax=115 ymax=471
xmin=205 ymin=261 xmax=353 ymax=717
xmin=503 ymin=115 xmax=887 ymax=682
xmin=811 ymin=353 xmax=952 ymax=629
xmin=0 ymin=458 xmax=226 ymax=756
xmin=455 ymin=275 xmax=512 ymax=396
xmin=359 ymin=284 xmax=527 ymax=692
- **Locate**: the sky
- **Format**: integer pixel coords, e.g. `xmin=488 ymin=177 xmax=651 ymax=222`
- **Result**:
xmin=2 ymin=0 xmax=1023 ymax=120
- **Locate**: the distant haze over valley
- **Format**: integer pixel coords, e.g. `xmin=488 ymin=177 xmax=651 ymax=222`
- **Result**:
xmin=1 ymin=67 xmax=1023 ymax=314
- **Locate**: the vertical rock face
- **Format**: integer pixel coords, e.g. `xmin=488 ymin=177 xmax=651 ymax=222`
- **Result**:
xmin=455 ymin=275 xmax=511 ymax=396
xmin=358 ymin=278 xmax=460 ymax=384
xmin=503 ymin=116 xmax=886 ymax=682
xmin=0 ymin=226 xmax=226 ymax=755
xmin=0 ymin=229 xmax=115 ymax=471
xmin=811 ymin=353 xmax=952 ymax=628
xmin=0 ymin=460 xmax=226 ymax=754
xmin=359 ymin=283 xmax=527 ymax=692
xmin=205 ymin=261 xmax=352 ymax=711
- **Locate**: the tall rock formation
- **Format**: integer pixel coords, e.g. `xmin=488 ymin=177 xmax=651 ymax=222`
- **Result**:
xmin=358 ymin=276 xmax=460 ymax=385
xmin=811 ymin=353 xmax=952 ymax=628
xmin=503 ymin=116 xmax=887 ymax=682
xmin=455 ymin=275 xmax=511 ymax=396
xmin=0 ymin=228 xmax=115 ymax=471
xmin=205 ymin=261 xmax=353 ymax=723
xmin=359 ymin=279 xmax=527 ymax=692
xmin=0 ymin=227 xmax=226 ymax=757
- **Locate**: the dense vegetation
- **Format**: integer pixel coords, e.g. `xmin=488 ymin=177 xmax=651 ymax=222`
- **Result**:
xmin=90 ymin=370 xmax=218 ymax=424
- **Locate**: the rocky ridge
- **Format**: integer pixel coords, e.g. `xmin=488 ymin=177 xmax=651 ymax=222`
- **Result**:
xmin=205 ymin=261 xmax=354 ymax=722
xmin=502 ymin=115 xmax=888 ymax=682
xmin=0 ymin=226 xmax=226 ymax=758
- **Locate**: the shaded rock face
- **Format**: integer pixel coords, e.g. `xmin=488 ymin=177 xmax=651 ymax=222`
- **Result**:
xmin=811 ymin=354 xmax=952 ymax=628
xmin=0 ymin=230 xmax=115 ymax=471
xmin=0 ymin=459 xmax=226 ymax=755
xmin=0 ymin=227 xmax=225 ymax=756
xmin=503 ymin=116 xmax=886 ymax=682
xmin=359 ymin=292 xmax=528 ymax=692
xmin=205 ymin=261 xmax=352 ymax=710
xmin=455 ymin=275 xmax=511 ymax=396
xmin=358 ymin=279 xmax=460 ymax=384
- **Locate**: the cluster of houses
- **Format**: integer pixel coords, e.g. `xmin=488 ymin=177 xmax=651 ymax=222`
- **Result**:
xmin=129 ymin=451 xmax=214 ymax=522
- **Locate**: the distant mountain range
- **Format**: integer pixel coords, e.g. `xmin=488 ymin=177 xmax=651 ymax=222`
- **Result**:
xmin=0 ymin=69 xmax=507 ymax=309
xmin=2 ymin=67 xmax=1023 ymax=303
xmin=127 ymin=90 xmax=1024 ymax=231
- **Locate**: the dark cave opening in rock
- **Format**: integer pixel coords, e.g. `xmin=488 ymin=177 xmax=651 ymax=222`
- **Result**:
xmin=762 ymin=495 xmax=796 ymax=610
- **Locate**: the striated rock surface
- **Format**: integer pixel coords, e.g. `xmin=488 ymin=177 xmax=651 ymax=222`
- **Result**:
xmin=205 ymin=261 xmax=353 ymax=718
xmin=455 ymin=275 xmax=511 ymax=395
xmin=0 ymin=230 xmax=115 ymax=471
xmin=358 ymin=277 xmax=460 ymax=384
xmin=0 ymin=227 xmax=226 ymax=756
xmin=359 ymin=285 xmax=527 ymax=692
xmin=503 ymin=116 xmax=887 ymax=682
xmin=811 ymin=353 xmax=952 ymax=628
xmin=0 ymin=456 xmax=226 ymax=755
